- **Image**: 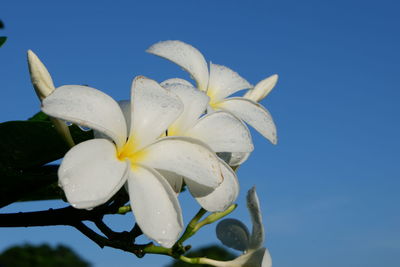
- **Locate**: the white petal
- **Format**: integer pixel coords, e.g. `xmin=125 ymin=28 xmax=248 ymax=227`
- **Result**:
xmin=216 ymin=218 xmax=250 ymax=252
xmin=190 ymin=159 xmax=239 ymax=212
xmin=58 ymin=139 xmax=129 ymax=209
xmin=42 ymin=85 xmax=127 ymax=149
xmin=127 ymin=166 xmax=183 ymax=248
xmin=161 ymin=78 xmax=193 ymax=87
xmin=185 ymin=111 xmax=254 ymax=153
xmin=218 ymin=152 xmax=251 ymax=166
xmin=163 ymin=83 xmax=209 ymax=134
xmin=130 ymin=76 xmax=183 ymax=150
xmin=261 ymin=248 xmax=272 ymax=267
xmin=93 ymin=100 xmax=131 ymax=141
xmin=139 ymin=136 xmax=222 ymax=189
xmin=147 ymin=40 xmax=209 ymax=91
xmin=118 ymin=100 xmax=131 ymax=129
xmin=216 ymin=97 xmax=277 ymax=144
xmin=243 ymin=74 xmax=278 ymax=102
xmin=208 ymin=63 xmax=252 ymax=103
xmin=156 ymin=169 xmax=183 ymax=194
xmin=247 ymin=187 xmax=265 ymax=249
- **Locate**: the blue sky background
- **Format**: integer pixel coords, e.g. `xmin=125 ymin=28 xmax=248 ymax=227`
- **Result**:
xmin=1 ymin=0 xmax=399 ymax=266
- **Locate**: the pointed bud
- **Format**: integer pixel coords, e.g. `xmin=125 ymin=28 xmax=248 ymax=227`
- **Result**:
xmin=27 ymin=50 xmax=75 ymax=147
xmin=27 ymin=50 xmax=56 ymax=100
xmin=243 ymin=74 xmax=278 ymax=102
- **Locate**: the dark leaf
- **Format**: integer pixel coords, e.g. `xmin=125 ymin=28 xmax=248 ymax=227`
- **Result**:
xmin=0 ymin=165 xmax=59 ymax=208
xmin=0 ymin=37 xmax=6 ymax=48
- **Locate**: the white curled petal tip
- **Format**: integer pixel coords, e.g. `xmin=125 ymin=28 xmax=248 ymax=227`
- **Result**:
xmin=127 ymin=166 xmax=183 ymax=248
xmin=247 ymin=187 xmax=265 ymax=249
xmin=261 ymin=248 xmax=272 ymax=267
xmin=189 ymin=159 xmax=239 ymax=212
xmin=208 ymin=63 xmax=252 ymax=103
xmin=42 ymin=85 xmax=128 ymax=149
xmin=58 ymin=139 xmax=130 ymax=209
xmin=244 ymin=74 xmax=278 ymax=102
xmin=217 ymin=97 xmax=277 ymax=145
xmin=185 ymin=111 xmax=254 ymax=153
xmin=216 ymin=218 xmax=250 ymax=252
xmin=129 ymin=76 xmax=184 ymax=150
xmin=139 ymin=136 xmax=223 ymax=189
xmin=160 ymin=78 xmax=193 ymax=87
xmin=217 ymin=151 xmax=251 ymax=167
xmin=27 ymin=50 xmax=55 ymax=100
xmin=146 ymin=40 xmax=209 ymax=91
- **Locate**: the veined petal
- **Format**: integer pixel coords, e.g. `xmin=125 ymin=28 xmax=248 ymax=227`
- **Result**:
xmin=161 ymin=78 xmax=193 ymax=87
xmin=216 ymin=97 xmax=277 ymax=144
xmin=42 ymin=85 xmax=127 ymax=149
xmin=164 ymin=83 xmax=209 ymax=134
xmin=189 ymin=159 xmax=239 ymax=212
xmin=147 ymin=40 xmax=209 ymax=91
xmin=127 ymin=166 xmax=183 ymax=248
xmin=130 ymin=76 xmax=183 ymax=150
xmin=243 ymin=74 xmax=278 ymax=102
xmin=139 ymin=136 xmax=223 ymax=189
xmin=216 ymin=218 xmax=250 ymax=252
xmin=58 ymin=139 xmax=129 ymax=209
xmin=208 ymin=63 xmax=252 ymax=103
xmin=247 ymin=187 xmax=265 ymax=249
xmin=185 ymin=111 xmax=254 ymax=153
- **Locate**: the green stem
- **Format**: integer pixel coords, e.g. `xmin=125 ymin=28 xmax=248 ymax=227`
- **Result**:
xmin=176 ymin=208 xmax=207 ymax=244
xmin=194 ymin=204 xmax=237 ymax=232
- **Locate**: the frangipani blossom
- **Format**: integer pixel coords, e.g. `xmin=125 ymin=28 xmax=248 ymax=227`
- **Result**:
xmin=147 ymin=40 xmax=277 ymax=147
xmin=213 ymin=187 xmax=271 ymax=267
xmin=41 ymin=76 xmax=224 ymax=248
xmin=243 ymin=74 xmax=278 ymax=103
xmin=163 ymin=82 xmax=255 ymax=211
xmin=116 ymin=82 xmax=252 ymax=211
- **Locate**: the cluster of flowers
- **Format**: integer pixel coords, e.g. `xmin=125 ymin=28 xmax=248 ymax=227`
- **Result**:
xmin=28 ymin=40 xmax=277 ymax=266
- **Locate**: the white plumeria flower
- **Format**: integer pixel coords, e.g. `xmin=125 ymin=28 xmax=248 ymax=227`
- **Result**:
xmin=161 ymin=82 xmax=255 ymax=211
xmin=41 ymin=76 xmax=224 ymax=248
xmin=213 ymin=187 xmax=272 ymax=267
xmin=115 ymin=81 xmax=253 ymax=211
xmin=146 ymin=40 xmax=277 ymax=147
xmin=243 ymin=74 xmax=278 ymax=103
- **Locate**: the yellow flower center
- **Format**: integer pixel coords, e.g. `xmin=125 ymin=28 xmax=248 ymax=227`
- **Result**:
xmin=117 ymin=138 xmax=148 ymax=169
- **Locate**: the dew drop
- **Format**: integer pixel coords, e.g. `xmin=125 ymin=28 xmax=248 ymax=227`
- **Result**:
xmin=64 ymin=121 xmax=73 ymax=126
xmin=78 ymin=125 xmax=92 ymax=131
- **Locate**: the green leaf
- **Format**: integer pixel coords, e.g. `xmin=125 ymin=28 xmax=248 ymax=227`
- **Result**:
xmin=0 ymin=165 xmax=60 ymax=208
xmin=28 ymin=111 xmax=51 ymax=122
xmin=0 ymin=119 xmax=93 ymax=170
xmin=0 ymin=114 xmax=94 ymax=206
xmin=0 ymin=36 xmax=6 ymax=48
xmin=0 ymin=121 xmax=70 ymax=170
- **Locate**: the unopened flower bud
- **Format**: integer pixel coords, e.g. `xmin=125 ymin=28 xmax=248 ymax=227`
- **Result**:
xmin=244 ymin=74 xmax=278 ymax=102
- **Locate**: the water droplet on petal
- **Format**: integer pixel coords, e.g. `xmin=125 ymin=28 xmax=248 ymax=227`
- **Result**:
xmin=64 ymin=121 xmax=73 ymax=126
xmin=78 ymin=125 xmax=92 ymax=131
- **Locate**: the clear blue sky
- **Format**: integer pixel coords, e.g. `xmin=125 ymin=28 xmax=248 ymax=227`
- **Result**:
xmin=1 ymin=1 xmax=399 ymax=266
